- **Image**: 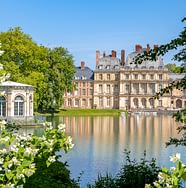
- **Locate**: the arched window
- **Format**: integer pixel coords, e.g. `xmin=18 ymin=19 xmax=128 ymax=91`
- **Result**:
xmin=14 ymin=96 xmax=24 ymax=116
xmin=0 ymin=96 xmax=6 ymax=116
xmin=133 ymin=98 xmax=138 ymax=108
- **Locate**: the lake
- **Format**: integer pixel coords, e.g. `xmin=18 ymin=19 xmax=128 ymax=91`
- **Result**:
xmin=21 ymin=114 xmax=185 ymax=187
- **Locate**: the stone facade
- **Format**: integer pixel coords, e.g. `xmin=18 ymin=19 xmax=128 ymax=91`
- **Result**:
xmin=0 ymin=81 xmax=34 ymax=120
xmin=63 ymin=61 xmax=94 ymax=108
xmin=64 ymin=44 xmax=186 ymax=110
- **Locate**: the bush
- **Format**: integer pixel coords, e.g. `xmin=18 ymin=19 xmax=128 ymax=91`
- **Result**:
xmin=24 ymin=161 xmax=79 ymax=188
xmin=87 ymin=150 xmax=160 ymax=188
xmin=87 ymin=173 xmax=117 ymax=188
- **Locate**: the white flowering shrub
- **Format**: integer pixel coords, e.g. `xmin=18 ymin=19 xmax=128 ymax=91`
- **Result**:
xmin=146 ymin=153 xmax=186 ymax=188
xmin=0 ymin=121 xmax=74 ymax=187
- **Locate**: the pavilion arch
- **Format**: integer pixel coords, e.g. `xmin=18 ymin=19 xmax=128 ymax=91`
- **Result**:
xmin=133 ymin=98 xmax=139 ymax=108
xmin=14 ymin=95 xmax=24 ymax=116
xmin=149 ymin=98 xmax=154 ymax=108
xmin=0 ymin=96 xmax=6 ymax=116
xmin=141 ymin=98 xmax=147 ymax=108
xmin=176 ymin=99 xmax=182 ymax=108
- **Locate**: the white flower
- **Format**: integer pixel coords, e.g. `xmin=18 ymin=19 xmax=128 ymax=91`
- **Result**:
xmin=48 ymin=155 xmax=56 ymax=163
xmin=17 ymin=173 xmax=25 ymax=179
xmin=25 ymin=147 xmax=32 ymax=155
xmin=29 ymin=163 xmax=36 ymax=169
xmin=10 ymin=145 xmax=18 ymax=152
xmin=6 ymin=183 xmax=15 ymax=188
xmin=58 ymin=124 xmax=66 ymax=130
xmin=170 ymin=153 xmax=181 ymax=163
xmin=0 ymin=120 xmax=6 ymax=125
xmin=0 ymin=158 xmax=4 ymax=164
xmin=12 ymin=157 xmax=18 ymax=164
xmin=0 ymin=148 xmax=7 ymax=154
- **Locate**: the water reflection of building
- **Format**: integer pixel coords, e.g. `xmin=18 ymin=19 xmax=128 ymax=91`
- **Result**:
xmin=63 ymin=44 xmax=186 ymax=110
xmin=61 ymin=115 xmax=181 ymax=162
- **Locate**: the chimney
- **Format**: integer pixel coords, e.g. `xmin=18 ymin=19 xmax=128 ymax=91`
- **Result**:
xmin=135 ymin=44 xmax=142 ymax=52
xmin=111 ymin=50 xmax=116 ymax=57
xmin=146 ymin=44 xmax=150 ymax=53
xmin=121 ymin=49 xmax=125 ymax=65
xmin=96 ymin=50 xmax=100 ymax=65
xmin=154 ymin=44 xmax=158 ymax=49
xmin=103 ymin=51 xmax=106 ymax=57
xmin=81 ymin=61 xmax=85 ymax=69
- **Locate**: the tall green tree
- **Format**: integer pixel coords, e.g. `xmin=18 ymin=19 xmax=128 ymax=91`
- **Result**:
xmin=134 ymin=18 xmax=186 ymax=146
xmin=0 ymin=27 xmax=75 ymax=112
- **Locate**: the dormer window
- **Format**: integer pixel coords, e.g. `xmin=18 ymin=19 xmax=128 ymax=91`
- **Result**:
xmin=114 ymin=65 xmax=119 ymax=69
xmin=98 ymin=65 xmax=103 ymax=69
xmin=82 ymin=76 xmax=86 ymax=80
xmin=106 ymin=65 xmax=110 ymax=69
xmin=158 ymin=66 xmax=163 ymax=69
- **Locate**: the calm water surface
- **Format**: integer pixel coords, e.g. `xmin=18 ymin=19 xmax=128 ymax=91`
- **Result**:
xmin=58 ymin=114 xmax=185 ymax=187
xmin=21 ymin=114 xmax=185 ymax=187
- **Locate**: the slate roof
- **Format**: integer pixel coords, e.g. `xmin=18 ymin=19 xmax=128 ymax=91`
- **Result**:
xmin=168 ymin=73 xmax=186 ymax=81
xmin=96 ymin=56 xmax=121 ymax=71
xmin=0 ymin=81 xmax=33 ymax=87
xmin=74 ymin=66 xmax=94 ymax=80
xmin=125 ymin=49 xmax=164 ymax=69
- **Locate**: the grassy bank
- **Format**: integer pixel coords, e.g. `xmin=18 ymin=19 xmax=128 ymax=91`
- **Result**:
xmin=35 ymin=109 xmax=126 ymax=116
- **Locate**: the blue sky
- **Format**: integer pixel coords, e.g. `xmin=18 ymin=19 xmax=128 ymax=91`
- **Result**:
xmin=0 ymin=0 xmax=185 ymax=69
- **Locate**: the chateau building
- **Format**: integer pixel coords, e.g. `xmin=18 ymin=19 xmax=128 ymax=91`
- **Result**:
xmin=63 ymin=61 xmax=94 ymax=108
xmin=64 ymin=44 xmax=186 ymax=110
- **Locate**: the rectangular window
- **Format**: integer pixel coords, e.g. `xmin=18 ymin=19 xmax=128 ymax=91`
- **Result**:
xmin=82 ymin=82 xmax=86 ymax=87
xmin=75 ymin=99 xmax=79 ymax=106
xmin=107 ymin=97 xmax=110 ymax=106
xmin=99 ymin=97 xmax=103 ymax=107
xmin=133 ymin=83 xmax=139 ymax=94
xmin=158 ymin=84 xmax=162 ymax=92
xmin=99 ymin=85 xmax=103 ymax=94
xmin=89 ymin=89 xmax=93 ymax=95
xmin=125 ymin=84 xmax=130 ymax=94
xmin=107 ymin=74 xmax=110 ymax=80
xmin=149 ymin=83 xmax=155 ymax=94
xmin=114 ymin=85 xmax=119 ymax=93
xmin=106 ymin=85 xmax=110 ymax=94
xmin=141 ymin=83 xmax=147 ymax=94
xmin=142 ymin=74 xmax=146 ymax=79
xmin=159 ymin=100 xmax=162 ymax=106
xmin=125 ymin=74 xmax=129 ymax=79
xmin=89 ymin=99 xmax=92 ymax=107
xmin=159 ymin=74 xmax=163 ymax=80
xmin=150 ymin=74 xmax=154 ymax=80
xmin=115 ymin=74 xmax=119 ymax=80
xmin=99 ymin=74 xmax=103 ymax=80
xmin=134 ymin=74 xmax=138 ymax=79
xmin=82 ymin=89 xmax=86 ymax=95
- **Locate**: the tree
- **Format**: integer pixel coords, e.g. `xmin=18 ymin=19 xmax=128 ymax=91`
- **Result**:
xmin=165 ymin=63 xmax=185 ymax=73
xmin=134 ymin=18 xmax=186 ymax=146
xmin=0 ymin=27 xmax=75 ymax=112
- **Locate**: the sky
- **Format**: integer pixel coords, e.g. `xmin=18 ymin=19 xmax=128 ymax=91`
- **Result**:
xmin=0 ymin=0 xmax=186 ymax=69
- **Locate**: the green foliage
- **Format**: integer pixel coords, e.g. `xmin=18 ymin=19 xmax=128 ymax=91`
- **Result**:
xmin=134 ymin=18 xmax=186 ymax=147
xmin=87 ymin=173 xmax=117 ymax=188
xmin=146 ymin=153 xmax=186 ymax=188
xmin=165 ymin=63 xmax=186 ymax=73
xmin=115 ymin=150 xmax=160 ymax=188
xmin=0 ymin=27 xmax=75 ymax=112
xmin=87 ymin=150 xmax=160 ymax=188
xmin=0 ymin=121 xmax=74 ymax=187
xmin=24 ymin=161 xmax=79 ymax=188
